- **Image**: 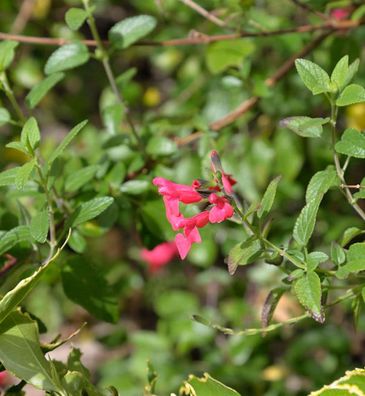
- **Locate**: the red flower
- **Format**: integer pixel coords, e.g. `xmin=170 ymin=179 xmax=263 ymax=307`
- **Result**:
xmin=153 ymin=177 xmax=202 ymax=204
xmin=141 ymin=241 xmax=178 ymax=272
xmin=0 ymin=371 xmax=8 ymax=387
xmin=331 ymin=8 xmax=350 ymax=20
xmin=208 ymin=193 xmax=234 ymax=223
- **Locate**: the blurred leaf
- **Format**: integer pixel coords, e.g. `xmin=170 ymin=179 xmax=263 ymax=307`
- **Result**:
xmin=336 ymin=84 xmax=365 ymax=106
xmin=65 ymin=8 xmax=88 ymax=31
xmin=26 ymin=73 xmax=64 ymax=109
xmin=68 ymin=229 xmax=87 ymax=253
xmin=295 ymin=58 xmax=331 ymax=95
xmin=280 ymin=116 xmax=329 ymax=138
xmin=70 ymin=196 xmax=114 ymax=227
xmin=0 ymin=41 xmax=18 ymax=71
xmin=65 ymin=165 xmax=98 ymax=192
xmin=257 ymin=176 xmax=281 ymax=219
xmin=0 ymin=107 xmax=10 ymax=126
xmin=341 ymin=227 xmax=365 ymax=246
xmin=0 ymin=310 xmax=62 ymax=392
xmin=146 ymin=136 xmax=177 ymax=156
xmin=181 ymin=373 xmax=241 ymax=396
xmin=120 ymin=180 xmax=149 ymax=195
xmin=30 ymin=210 xmax=49 ymax=243
xmin=102 ymin=104 xmax=125 ymax=135
xmin=109 ymin=15 xmax=157 ymax=49
xmin=294 ymin=271 xmax=324 ymax=323
xmin=15 ymin=159 xmax=36 ymax=190
xmin=44 ymin=43 xmax=89 ymax=75
xmin=5 ymin=141 xmax=29 ymax=155
xmin=335 ymin=128 xmax=365 ymax=158
xmin=0 ymin=225 xmax=31 ymax=256
xmin=21 ymin=117 xmax=40 ymax=152
xmin=206 ymin=39 xmax=254 ymax=74
xmin=0 ymin=167 xmax=20 ymax=187
xmin=61 ymin=257 xmax=119 ymax=323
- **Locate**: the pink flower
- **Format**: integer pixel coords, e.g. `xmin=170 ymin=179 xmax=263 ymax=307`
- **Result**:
xmin=210 ymin=151 xmax=236 ymax=194
xmin=153 ymin=177 xmax=202 ymax=204
xmin=222 ymin=173 xmax=237 ymax=194
xmin=331 ymin=8 xmax=350 ymax=20
xmin=141 ymin=241 xmax=178 ymax=272
xmin=0 ymin=371 xmax=8 ymax=386
xmin=208 ymin=194 xmax=234 ymax=223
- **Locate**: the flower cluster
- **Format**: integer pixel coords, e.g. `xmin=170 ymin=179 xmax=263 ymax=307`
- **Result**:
xmin=152 ymin=151 xmax=236 ymax=259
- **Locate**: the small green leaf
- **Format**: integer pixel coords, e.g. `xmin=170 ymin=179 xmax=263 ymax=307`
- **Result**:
xmin=280 ymin=116 xmax=330 ymax=138
xmin=0 ymin=311 xmax=62 ymax=392
xmin=109 ymin=15 xmax=157 ymax=49
xmin=68 ymin=230 xmax=86 ymax=253
xmin=0 ymin=225 xmax=31 ymax=256
xmin=341 ymin=227 xmax=364 ymax=247
xmin=48 ymin=120 xmax=88 ymax=165
xmin=26 ymin=73 xmax=64 ymax=109
xmin=336 ymin=83 xmax=365 ymax=106
xmin=307 ymin=251 xmax=328 ymax=271
xmin=335 ymin=128 xmax=365 ymax=158
xmin=331 ymin=242 xmax=346 ymax=267
xmin=44 ymin=43 xmax=89 ymax=75
xmin=257 ymin=176 xmax=281 ymax=218
xmin=15 ymin=159 xmax=36 ymax=189
xmin=6 ymin=141 xmax=29 ymax=155
xmin=294 ymin=270 xmax=324 ymax=323
xmin=30 ymin=210 xmax=49 ymax=243
xmin=70 ymin=196 xmax=114 ymax=227
xmin=331 ymin=55 xmax=349 ymax=91
xmin=293 ymin=199 xmax=320 ymax=247
xmin=61 ymin=257 xmax=119 ymax=323
xmin=146 ymin=136 xmax=177 ymax=156
xmin=295 ymin=58 xmax=331 ymax=95
xmin=0 ymin=167 xmax=20 ymax=187
xmin=305 ymin=167 xmax=338 ymax=203
xmin=102 ymin=104 xmax=125 ymax=135
xmin=337 ymin=243 xmax=365 ymax=278
xmin=21 ymin=117 xmax=41 ymax=151
xmin=226 ymin=236 xmax=262 ymax=275
xmin=183 ymin=373 xmax=241 ymax=396
xmin=65 ymin=8 xmax=88 ymax=31
xmin=120 ymin=180 xmax=149 ymax=195
xmin=0 ymin=41 xmax=19 ymax=71
xmin=0 ymin=107 xmax=10 ymax=126
xmin=65 ymin=165 xmax=98 ymax=192
xmin=206 ymin=39 xmax=254 ymax=74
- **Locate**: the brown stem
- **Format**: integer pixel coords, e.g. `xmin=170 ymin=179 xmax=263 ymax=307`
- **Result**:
xmin=179 ymin=0 xmax=226 ymax=27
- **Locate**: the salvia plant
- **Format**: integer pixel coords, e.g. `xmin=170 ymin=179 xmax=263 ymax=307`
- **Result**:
xmin=0 ymin=0 xmax=364 ymax=395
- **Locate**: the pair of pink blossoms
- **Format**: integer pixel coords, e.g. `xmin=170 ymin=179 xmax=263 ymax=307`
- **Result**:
xmin=151 ymin=151 xmax=236 ymax=260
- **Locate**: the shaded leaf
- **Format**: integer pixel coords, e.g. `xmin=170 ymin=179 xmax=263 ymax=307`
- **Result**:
xmin=44 ymin=43 xmax=89 ymax=75
xmin=280 ymin=116 xmax=329 ymax=138
xmin=261 ymin=287 xmax=286 ymax=328
xmin=65 ymin=8 xmax=87 ymax=31
xmin=65 ymin=165 xmax=98 ymax=193
xmin=0 ymin=107 xmax=10 ymax=126
xmin=0 ymin=167 xmax=20 ymax=187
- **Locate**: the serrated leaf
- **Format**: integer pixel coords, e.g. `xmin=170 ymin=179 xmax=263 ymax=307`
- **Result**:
xmin=44 ymin=43 xmax=89 ymax=75
xmin=280 ymin=116 xmax=329 ymax=138
xmin=0 ymin=225 xmax=31 ymax=256
xmin=65 ymin=8 xmax=87 ymax=31
xmin=48 ymin=120 xmax=88 ymax=165
xmin=30 ymin=210 xmax=49 ymax=243
xmin=336 ymin=243 xmax=365 ymax=278
xmin=307 ymin=251 xmax=328 ymax=271
xmin=65 ymin=165 xmax=98 ymax=192
xmin=336 ymin=84 xmax=365 ymax=106
xmin=109 ymin=15 xmax=157 ymax=49
xmin=331 ymin=55 xmax=349 ymax=91
xmin=61 ymin=257 xmax=119 ymax=323
xmin=21 ymin=117 xmax=40 ymax=151
xmin=305 ymin=167 xmax=338 ymax=203
xmin=206 ymin=39 xmax=255 ymax=74
xmin=0 ymin=311 xmax=62 ymax=392
xmin=26 ymin=73 xmax=64 ymax=109
xmin=335 ymin=128 xmax=365 ymax=158
xmin=182 ymin=373 xmax=241 ymax=396
xmin=257 ymin=176 xmax=281 ymax=218
xmin=295 ymin=58 xmax=331 ymax=95
xmin=294 ymin=271 xmax=323 ymax=323
xmin=0 ymin=40 xmax=18 ymax=71
xmin=69 ymin=196 xmax=114 ymax=227
xmin=293 ymin=199 xmax=320 ymax=247
xmin=0 ymin=167 xmax=20 ymax=187
xmin=15 ymin=159 xmax=36 ymax=189
xmin=226 ymin=237 xmax=262 ymax=275
xmin=261 ymin=287 xmax=286 ymax=328
xmin=0 ymin=107 xmax=10 ymax=126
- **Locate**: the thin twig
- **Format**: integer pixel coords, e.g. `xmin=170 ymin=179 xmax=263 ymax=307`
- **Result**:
xmin=11 ymin=0 xmax=36 ymax=34
xmin=178 ymin=0 xmax=226 ymax=27
xmin=290 ymin=0 xmax=328 ymax=20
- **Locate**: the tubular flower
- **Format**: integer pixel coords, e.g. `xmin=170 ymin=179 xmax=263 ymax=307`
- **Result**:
xmin=141 ymin=241 xmax=178 ymax=272
xmin=153 ymin=151 xmax=236 ymax=259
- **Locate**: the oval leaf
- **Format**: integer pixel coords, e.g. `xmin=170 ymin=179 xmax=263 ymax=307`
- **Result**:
xmin=44 ymin=43 xmax=89 ymax=75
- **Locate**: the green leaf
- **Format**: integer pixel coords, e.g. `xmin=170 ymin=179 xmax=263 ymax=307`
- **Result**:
xmin=0 ymin=225 xmax=31 ymax=256
xmin=0 ymin=107 xmax=10 ymax=126
xmin=5 ymin=141 xmax=29 ymax=155
xmin=146 ymin=136 xmax=177 ymax=156
xmin=280 ymin=116 xmax=330 ymax=138
xmin=336 ymin=243 xmax=365 ymax=278
xmin=120 ymin=180 xmax=150 ymax=195
xmin=68 ymin=230 xmax=86 ymax=253
xmin=61 ymin=257 xmax=119 ymax=323
xmin=293 ymin=199 xmax=320 ymax=247
xmin=65 ymin=165 xmax=98 ymax=192
xmin=0 ymin=311 xmax=62 ymax=392
xmin=26 ymin=73 xmax=64 ymax=109
xmin=261 ymin=287 xmax=286 ymax=328
xmin=336 ymin=84 xmax=365 ymax=106
xmin=335 ymin=128 xmax=365 ymax=158
xmin=341 ymin=227 xmax=365 ymax=247
xmin=102 ymin=104 xmax=125 ymax=135
xmin=48 ymin=120 xmax=88 ymax=165
xmin=295 ymin=58 xmax=331 ymax=95
xmin=331 ymin=55 xmax=349 ymax=91
xmin=65 ymin=8 xmax=88 ymax=31
xmin=30 ymin=210 xmax=49 ymax=243
xmin=226 ymin=236 xmax=262 ymax=275
xmin=21 ymin=117 xmax=40 ymax=152
xmin=0 ymin=167 xmax=20 ymax=187
xmin=257 ymin=176 xmax=281 ymax=218
xmin=305 ymin=167 xmax=338 ymax=203
xmin=182 ymin=373 xmax=241 ymax=396
xmin=206 ymin=39 xmax=254 ymax=74
xmin=44 ymin=43 xmax=89 ymax=75
xmin=15 ymin=159 xmax=36 ymax=189
xmin=70 ymin=196 xmax=114 ymax=227
xmin=331 ymin=242 xmax=346 ymax=266
xmin=307 ymin=251 xmax=328 ymax=271
xmin=294 ymin=270 xmax=324 ymax=323
xmin=109 ymin=15 xmax=157 ymax=49
xmin=0 ymin=41 xmax=18 ymax=71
